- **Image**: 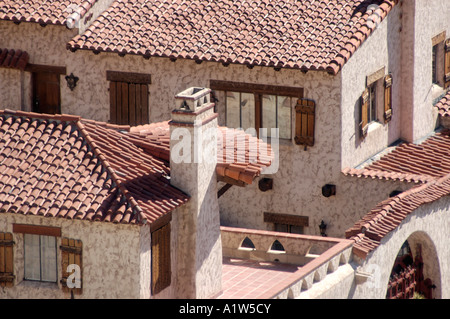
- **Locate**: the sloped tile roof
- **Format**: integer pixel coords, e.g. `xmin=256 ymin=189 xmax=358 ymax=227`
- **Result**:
xmin=130 ymin=121 xmax=274 ymax=185
xmin=67 ymin=0 xmax=398 ymax=74
xmin=342 ymin=129 xmax=450 ymax=183
xmin=435 ymin=90 xmax=450 ymax=117
xmin=0 ymin=0 xmax=97 ymax=26
xmin=346 ymin=173 xmax=450 ymax=259
xmin=343 ymin=128 xmax=450 ymax=258
xmin=0 ymin=110 xmax=189 ymax=227
xmin=0 ymin=48 xmax=29 ymax=70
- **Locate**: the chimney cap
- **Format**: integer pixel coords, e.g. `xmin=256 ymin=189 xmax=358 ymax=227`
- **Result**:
xmin=175 ymin=87 xmax=211 ymax=112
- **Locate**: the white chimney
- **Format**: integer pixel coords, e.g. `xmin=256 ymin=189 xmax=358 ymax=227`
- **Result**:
xmin=169 ymin=87 xmax=222 ymax=299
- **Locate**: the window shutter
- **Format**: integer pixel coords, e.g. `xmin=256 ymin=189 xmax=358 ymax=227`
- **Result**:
xmin=60 ymin=237 xmax=82 ymax=295
xmin=151 ymin=224 xmax=171 ymax=295
xmin=360 ymin=88 xmax=369 ymax=138
xmin=294 ymin=98 xmax=315 ymax=147
xmin=384 ymin=74 xmax=393 ymax=123
xmin=445 ymin=39 xmax=450 ymax=89
xmin=110 ymin=81 xmax=149 ymax=126
xmin=0 ymin=232 xmax=15 ymax=288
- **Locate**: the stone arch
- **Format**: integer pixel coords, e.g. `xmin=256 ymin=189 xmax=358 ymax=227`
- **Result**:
xmin=386 ymin=231 xmax=441 ymax=299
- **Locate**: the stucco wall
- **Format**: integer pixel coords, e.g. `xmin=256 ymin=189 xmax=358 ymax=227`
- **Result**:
xmin=340 ymin=4 xmax=402 ymax=169
xmin=401 ymin=0 xmax=450 ymax=142
xmin=350 ymin=196 xmax=450 ymax=299
xmin=0 ymin=213 xmax=148 ymax=299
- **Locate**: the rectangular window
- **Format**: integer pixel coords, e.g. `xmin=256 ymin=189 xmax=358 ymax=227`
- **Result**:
xmin=368 ymin=81 xmax=377 ymax=123
xmin=225 ymin=92 xmax=293 ymax=139
xmin=24 ymin=234 xmax=57 ymax=282
xmin=264 ymin=212 xmax=309 ymax=235
xmin=274 ymin=223 xmax=304 ymax=234
xmin=211 ymin=80 xmax=303 ymax=140
xmin=432 ymin=44 xmax=438 ymax=84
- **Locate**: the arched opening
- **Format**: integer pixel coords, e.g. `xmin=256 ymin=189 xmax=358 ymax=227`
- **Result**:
xmin=269 ymin=240 xmax=285 ymax=252
xmin=386 ymin=232 xmax=441 ymax=299
xmin=239 ymin=237 xmax=255 ymax=250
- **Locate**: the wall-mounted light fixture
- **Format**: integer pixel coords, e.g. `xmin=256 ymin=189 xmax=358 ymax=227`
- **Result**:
xmin=322 ymin=184 xmax=336 ymax=197
xmin=258 ymin=178 xmax=273 ymax=192
xmin=319 ymin=220 xmax=327 ymax=237
xmin=65 ymin=73 xmax=79 ymax=91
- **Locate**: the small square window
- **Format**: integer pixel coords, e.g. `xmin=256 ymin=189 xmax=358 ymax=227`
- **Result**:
xmin=24 ymin=234 xmax=57 ymax=282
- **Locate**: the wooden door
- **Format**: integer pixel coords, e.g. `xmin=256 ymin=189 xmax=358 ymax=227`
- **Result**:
xmin=32 ymin=72 xmax=61 ymax=114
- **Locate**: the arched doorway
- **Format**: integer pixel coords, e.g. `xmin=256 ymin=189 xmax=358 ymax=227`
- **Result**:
xmin=386 ymin=232 xmax=441 ymax=299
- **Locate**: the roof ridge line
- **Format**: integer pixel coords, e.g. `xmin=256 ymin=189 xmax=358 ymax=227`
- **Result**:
xmin=0 ymin=109 xmax=81 ymax=122
xmin=75 ymin=120 xmax=146 ymax=224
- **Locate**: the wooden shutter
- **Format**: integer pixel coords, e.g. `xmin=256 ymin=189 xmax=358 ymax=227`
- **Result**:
xmin=0 ymin=233 xmax=15 ymax=287
xmin=110 ymin=81 xmax=149 ymax=126
xmin=384 ymin=74 xmax=393 ymax=123
xmin=151 ymin=224 xmax=171 ymax=295
xmin=294 ymin=98 xmax=315 ymax=147
xmin=360 ymin=88 xmax=369 ymax=138
xmin=60 ymin=238 xmax=82 ymax=295
xmin=445 ymin=39 xmax=450 ymax=89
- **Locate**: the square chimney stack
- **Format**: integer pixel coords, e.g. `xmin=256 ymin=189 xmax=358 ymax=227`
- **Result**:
xmin=169 ymin=87 xmax=222 ymax=299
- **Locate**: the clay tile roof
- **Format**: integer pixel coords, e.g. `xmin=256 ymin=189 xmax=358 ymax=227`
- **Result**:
xmin=130 ymin=121 xmax=273 ymax=185
xmin=67 ymin=0 xmax=398 ymax=74
xmin=435 ymin=90 xmax=450 ymax=117
xmin=342 ymin=129 xmax=450 ymax=183
xmin=0 ymin=0 xmax=97 ymax=26
xmin=0 ymin=48 xmax=29 ymax=70
xmin=346 ymin=173 xmax=450 ymax=259
xmin=0 ymin=110 xmax=189 ymax=227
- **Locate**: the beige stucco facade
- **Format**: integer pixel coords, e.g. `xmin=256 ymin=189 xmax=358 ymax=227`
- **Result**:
xmin=0 ymin=0 xmax=449 ymax=299
xmin=0 ymin=213 xmax=150 ymax=299
xmin=350 ymin=196 xmax=450 ymax=299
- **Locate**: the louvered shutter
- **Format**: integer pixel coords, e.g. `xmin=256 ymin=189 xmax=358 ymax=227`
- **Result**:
xmin=60 ymin=238 xmax=82 ymax=294
xmin=0 ymin=233 xmax=14 ymax=287
xmin=360 ymin=88 xmax=369 ymax=138
xmin=445 ymin=39 xmax=450 ymax=89
xmin=384 ymin=74 xmax=393 ymax=123
xmin=294 ymin=98 xmax=315 ymax=147
xmin=151 ymin=224 xmax=171 ymax=294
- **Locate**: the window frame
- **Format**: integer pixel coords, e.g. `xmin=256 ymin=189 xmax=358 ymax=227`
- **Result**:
xmin=264 ymin=212 xmax=309 ymax=235
xmin=23 ymin=233 xmax=57 ymax=283
xmin=12 ymin=224 xmax=61 ymax=284
xmin=431 ymin=31 xmax=447 ymax=88
xmin=210 ymin=80 xmax=303 ymax=139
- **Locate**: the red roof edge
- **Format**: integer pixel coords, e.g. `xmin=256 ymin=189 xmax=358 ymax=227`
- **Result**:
xmin=346 ymin=172 xmax=450 ymax=259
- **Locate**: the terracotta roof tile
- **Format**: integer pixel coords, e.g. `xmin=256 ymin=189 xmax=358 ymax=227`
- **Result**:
xmin=130 ymin=121 xmax=273 ymax=185
xmin=0 ymin=110 xmax=189 ymax=227
xmin=67 ymin=0 xmax=398 ymax=74
xmin=435 ymin=90 xmax=450 ymax=117
xmin=346 ymin=173 xmax=450 ymax=259
xmin=0 ymin=48 xmax=29 ymax=70
xmin=0 ymin=0 xmax=97 ymax=26
xmin=342 ymin=129 xmax=450 ymax=183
